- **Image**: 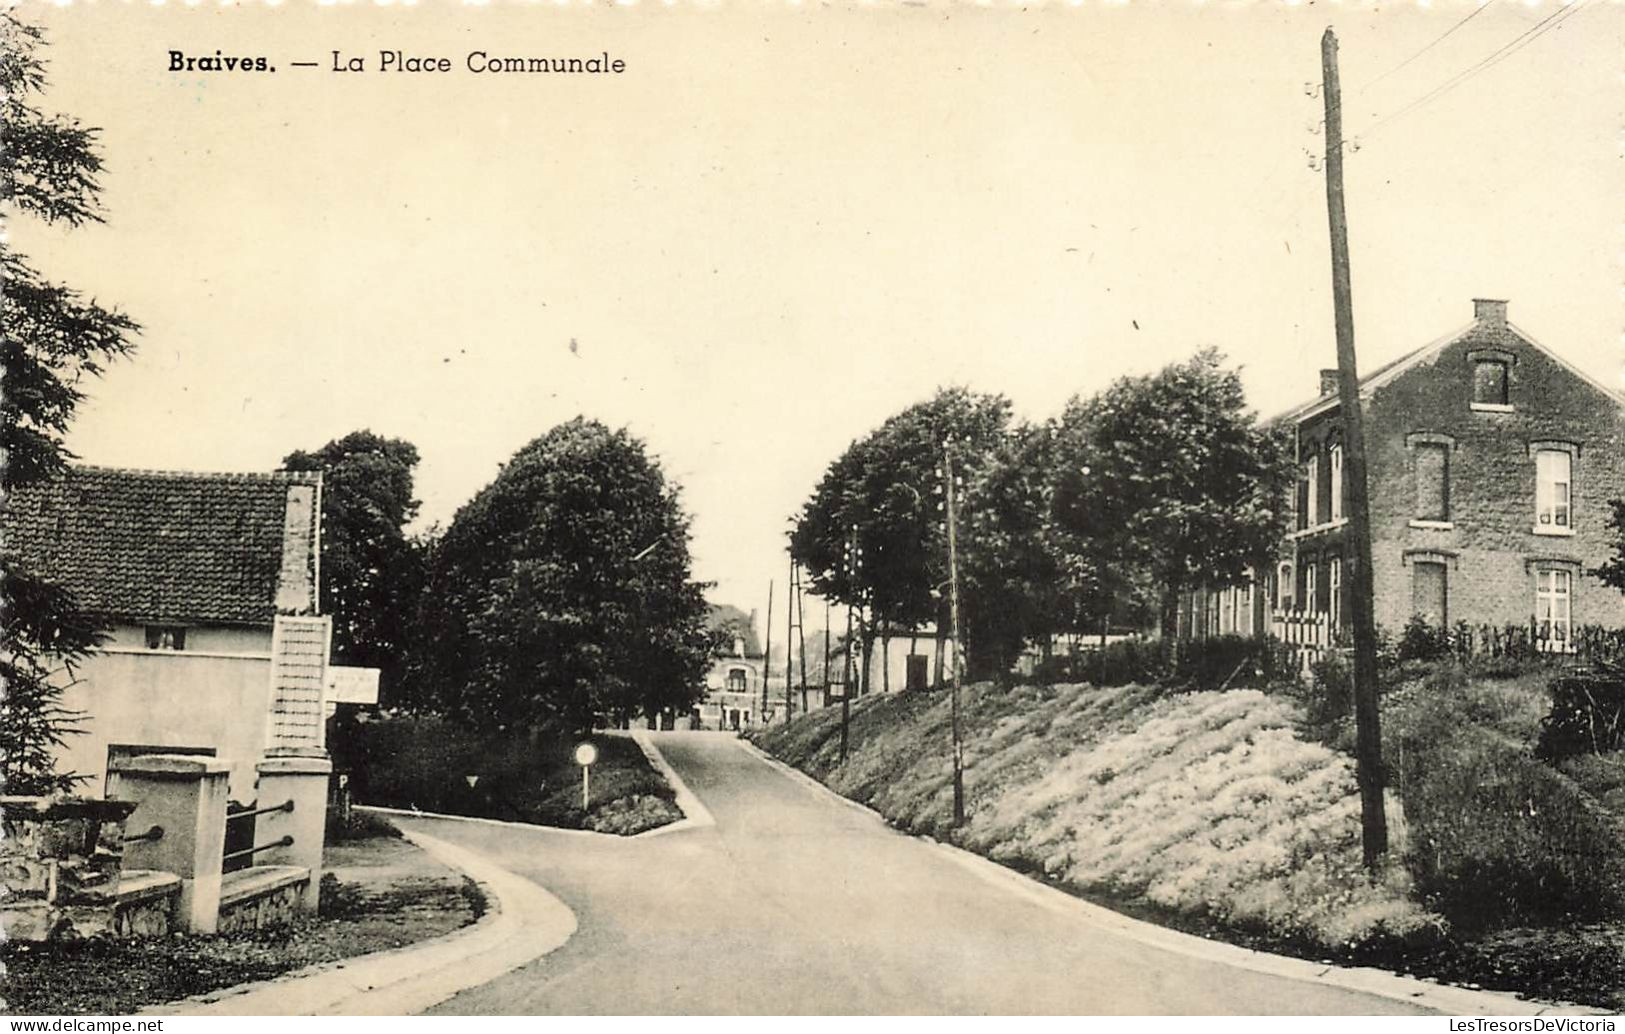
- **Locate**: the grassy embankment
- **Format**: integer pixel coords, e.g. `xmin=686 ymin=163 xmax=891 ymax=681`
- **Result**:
xmin=751 ymin=669 xmax=1625 ymax=1008
xmin=336 ymin=716 xmax=682 ymax=835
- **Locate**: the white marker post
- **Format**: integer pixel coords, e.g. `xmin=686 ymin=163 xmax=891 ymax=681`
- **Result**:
xmin=575 ymin=741 xmax=598 ymax=812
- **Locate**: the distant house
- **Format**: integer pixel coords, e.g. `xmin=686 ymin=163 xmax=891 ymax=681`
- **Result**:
xmin=3 ymin=466 xmax=333 ymax=800
xmin=1180 ymin=299 xmax=1625 ymax=651
xmin=702 ymin=604 xmax=765 ymax=729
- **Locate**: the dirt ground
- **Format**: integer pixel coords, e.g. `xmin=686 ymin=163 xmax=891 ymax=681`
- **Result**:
xmin=2 ymin=823 xmax=481 ymax=1016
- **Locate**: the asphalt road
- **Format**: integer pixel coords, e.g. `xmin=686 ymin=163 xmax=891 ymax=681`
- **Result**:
xmin=402 ymin=732 xmax=1434 ymax=1015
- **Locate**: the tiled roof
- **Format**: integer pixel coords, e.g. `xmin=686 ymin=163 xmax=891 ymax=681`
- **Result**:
xmin=2 ymin=466 xmax=320 ymax=626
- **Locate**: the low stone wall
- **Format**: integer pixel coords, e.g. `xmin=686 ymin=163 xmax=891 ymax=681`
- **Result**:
xmin=113 ymin=870 xmax=183 ymax=937
xmin=216 ymin=865 xmax=309 ymax=934
xmin=1 ymin=796 xmax=138 ymax=941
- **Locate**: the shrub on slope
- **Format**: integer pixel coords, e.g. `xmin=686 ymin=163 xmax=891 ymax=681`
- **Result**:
xmin=754 ymin=683 xmax=1436 ymax=951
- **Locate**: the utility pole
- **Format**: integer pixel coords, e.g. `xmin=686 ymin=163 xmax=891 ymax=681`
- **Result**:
xmin=762 ymin=580 xmax=774 ymax=726
xmin=942 ymin=439 xmax=967 ymax=828
xmin=824 ymin=598 xmax=832 ymax=708
xmin=1321 ymin=27 xmax=1388 ymax=867
xmin=795 ymin=566 xmax=810 ymax=715
xmin=841 ymin=525 xmax=859 ymax=761
xmin=784 ymin=558 xmax=798 ymax=724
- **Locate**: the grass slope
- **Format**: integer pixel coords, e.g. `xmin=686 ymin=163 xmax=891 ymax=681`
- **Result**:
xmin=754 ymin=682 xmax=1435 ymax=952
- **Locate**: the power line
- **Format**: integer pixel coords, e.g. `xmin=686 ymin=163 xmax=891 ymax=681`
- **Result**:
xmin=1358 ymin=0 xmax=1589 ymax=139
xmin=1357 ymin=1 xmax=1493 ymax=93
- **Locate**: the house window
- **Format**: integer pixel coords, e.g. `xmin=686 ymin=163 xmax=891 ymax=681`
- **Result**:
xmin=1329 ymin=445 xmax=1343 ymax=522
xmin=1472 ymin=359 xmax=1509 ymax=407
xmin=1329 ymin=557 xmax=1342 ymax=628
xmin=1302 ymin=455 xmax=1319 ymax=529
xmin=1304 ymin=561 xmax=1319 ymax=615
xmin=145 ymin=626 xmax=187 ymax=650
xmin=726 ymin=667 xmax=748 ymax=692
xmin=1277 ymin=562 xmax=1293 ymax=611
xmin=1414 ymin=443 xmax=1449 ymax=522
xmin=1535 ymin=568 xmax=1573 ymax=651
xmin=1535 ymin=449 xmax=1572 ymax=532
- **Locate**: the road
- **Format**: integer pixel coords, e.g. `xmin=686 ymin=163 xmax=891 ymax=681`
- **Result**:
xmin=399 ymin=732 xmax=1434 ymax=1015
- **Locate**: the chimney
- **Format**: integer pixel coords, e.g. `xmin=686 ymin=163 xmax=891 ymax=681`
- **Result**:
xmin=1319 ymin=369 xmax=1340 ymax=397
xmin=275 ymin=481 xmax=318 ymax=614
xmin=1473 ymin=298 xmax=1508 ymax=324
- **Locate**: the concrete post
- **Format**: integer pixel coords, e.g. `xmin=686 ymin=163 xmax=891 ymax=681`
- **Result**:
xmin=107 ymin=755 xmax=231 ymax=934
xmin=254 ymin=747 xmax=332 ymax=914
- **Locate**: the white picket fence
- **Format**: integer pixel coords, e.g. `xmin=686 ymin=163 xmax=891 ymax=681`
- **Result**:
xmin=1270 ymin=609 xmax=1332 ymax=675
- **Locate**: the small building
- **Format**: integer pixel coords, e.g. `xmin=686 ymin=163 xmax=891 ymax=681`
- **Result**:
xmin=3 ymin=466 xmax=334 ymax=801
xmin=1180 ymin=299 xmax=1625 ymax=651
xmin=702 ymin=604 xmax=766 ymax=729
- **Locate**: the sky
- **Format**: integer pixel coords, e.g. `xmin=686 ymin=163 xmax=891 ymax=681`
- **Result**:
xmin=14 ymin=0 xmax=1624 ymax=640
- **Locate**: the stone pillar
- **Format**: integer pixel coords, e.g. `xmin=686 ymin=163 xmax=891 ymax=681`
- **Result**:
xmin=254 ymin=747 xmax=332 ymax=914
xmin=107 ymin=754 xmax=231 ymax=934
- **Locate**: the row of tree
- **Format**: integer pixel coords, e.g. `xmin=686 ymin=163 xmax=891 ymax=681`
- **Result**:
xmin=288 ymin=420 xmax=715 ymax=735
xmin=790 ymin=350 xmax=1297 ymax=681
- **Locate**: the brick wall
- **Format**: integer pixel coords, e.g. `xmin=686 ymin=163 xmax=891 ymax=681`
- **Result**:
xmin=1290 ymin=306 xmax=1625 ymax=635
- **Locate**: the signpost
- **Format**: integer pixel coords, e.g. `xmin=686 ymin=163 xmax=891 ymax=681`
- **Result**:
xmin=575 ymin=741 xmax=599 ymax=811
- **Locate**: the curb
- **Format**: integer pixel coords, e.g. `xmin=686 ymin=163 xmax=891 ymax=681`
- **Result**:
xmin=624 ymin=729 xmax=716 ymax=837
xmin=736 ymin=740 xmax=1601 ymax=1017
xmin=357 ymin=735 xmax=710 ymax=841
xmin=356 ymin=731 xmax=709 ymax=841
xmin=150 ymin=825 xmax=577 ymax=1016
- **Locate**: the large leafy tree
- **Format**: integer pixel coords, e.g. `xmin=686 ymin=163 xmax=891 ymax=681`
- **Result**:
xmin=282 ymin=431 xmax=426 ymax=704
xmin=2 ymin=13 xmax=139 ymax=794
xmin=417 ymin=418 xmax=712 ymax=733
xmin=958 ymin=420 xmax=1078 ymax=679
xmin=790 ymin=388 xmax=1012 ymax=677
xmin=1049 ymin=348 xmax=1293 ymax=634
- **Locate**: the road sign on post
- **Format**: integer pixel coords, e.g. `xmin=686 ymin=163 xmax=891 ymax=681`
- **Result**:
xmin=575 ymin=741 xmax=599 ymax=812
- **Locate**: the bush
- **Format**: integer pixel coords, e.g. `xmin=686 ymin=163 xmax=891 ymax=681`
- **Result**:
xmin=1300 ymin=653 xmax=1354 ymax=729
xmin=1038 ymin=635 xmax=1295 ymax=693
xmin=1386 ymin=682 xmax=1625 ymax=930
xmin=1397 ymin=616 xmax=1451 ymax=663
xmin=1536 ymin=663 xmax=1625 ymax=760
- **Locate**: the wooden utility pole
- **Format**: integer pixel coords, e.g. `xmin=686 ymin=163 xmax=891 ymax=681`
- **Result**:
xmin=841 ymin=525 xmax=859 ymax=761
xmin=784 ymin=558 xmax=802 ymax=724
xmin=943 ymin=441 xmax=966 ymax=828
xmin=824 ymin=597 xmax=832 ymax=707
xmin=762 ymin=581 xmax=774 ymax=726
xmin=796 ymin=569 xmax=810 ymax=715
xmin=1321 ymin=27 xmax=1388 ymax=867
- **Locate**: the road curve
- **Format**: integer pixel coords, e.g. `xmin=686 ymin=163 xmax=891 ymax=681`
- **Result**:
xmin=399 ymin=732 xmax=1434 ymax=1015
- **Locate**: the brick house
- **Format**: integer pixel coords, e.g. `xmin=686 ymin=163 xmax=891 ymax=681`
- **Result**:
xmin=3 ymin=466 xmax=333 ymax=799
xmin=702 ymin=603 xmax=766 ymax=729
xmin=1184 ymin=299 xmax=1625 ymax=648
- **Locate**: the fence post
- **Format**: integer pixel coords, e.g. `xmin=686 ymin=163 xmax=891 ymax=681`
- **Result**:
xmin=254 ymin=747 xmax=333 ymax=914
xmin=107 ymin=755 xmax=231 ymax=934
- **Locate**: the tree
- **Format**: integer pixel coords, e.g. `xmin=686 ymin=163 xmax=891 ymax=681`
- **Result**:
xmin=1049 ymin=349 xmax=1293 ymax=635
xmin=790 ymin=387 xmax=1012 ymax=680
xmin=957 ymin=420 xmax=1075 ymax=679
xmin=417 ymin=418 xmax=713 ymax=733
xmin=283 ymin=431 xmax=427 ymax=704
xmin=2 ymin=13 xmax=139 ymax=794
xmin=1598 ymin=499 xmax=1625 ymax=593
